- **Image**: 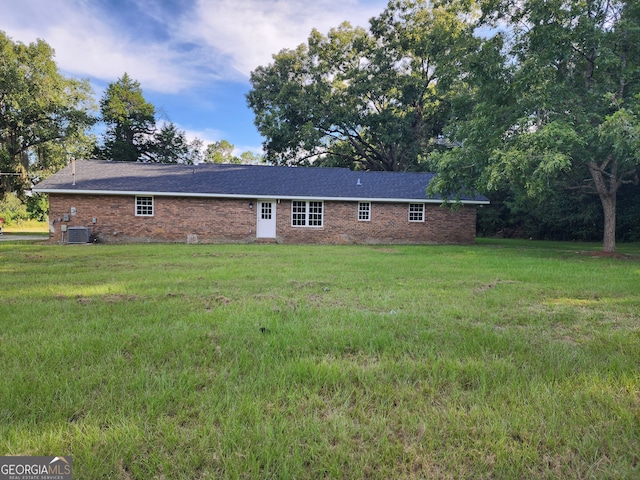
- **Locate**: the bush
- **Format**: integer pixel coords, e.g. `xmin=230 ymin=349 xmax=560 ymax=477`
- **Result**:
xmin=26 ymin=193 xmax=49 ymax=222
xmin=0 ymin=193 xmax=28 ymax=225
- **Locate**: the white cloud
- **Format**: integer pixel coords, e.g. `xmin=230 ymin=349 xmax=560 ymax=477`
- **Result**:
xmin=184 ymin=0 xmax=383 ymax=77
xmin=181 ymin=126 xmax=227 ymax=145
xmin=1 ymin=0 xmax=385 ymax=93
xmin=1 ymin=0 xmax=197 ymax=92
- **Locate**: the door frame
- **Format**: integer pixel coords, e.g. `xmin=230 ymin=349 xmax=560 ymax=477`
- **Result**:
xmin=256 ymin=199 xmax=277 ymax=238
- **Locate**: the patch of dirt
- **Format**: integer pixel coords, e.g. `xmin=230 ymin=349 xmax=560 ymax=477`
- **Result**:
xmin=62 ymin=293 xmax=141 ymax=303
xmin=165 ymin=292 xmax=185 ymax=298
xmin=24 ymin=254 xmax=46 ymax=260
xmin=102 ymin=294 xmax=140 ymax=303
xmin=213 ymin=295 xmax=232 ymax=305
xmin=473 ymin=279 xmax=518 ymax=294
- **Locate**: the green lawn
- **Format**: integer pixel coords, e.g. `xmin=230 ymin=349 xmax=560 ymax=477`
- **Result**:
xmin=1 ymin=219 xmax=48 ymax=234
xmin=1 ymin=240 xmax=639 ymax=479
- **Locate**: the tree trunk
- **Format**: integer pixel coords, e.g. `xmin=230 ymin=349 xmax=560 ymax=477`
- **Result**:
xmin=600 ymin=192 xmax=616 ymax=253
xmin=589 ymin=158 xmax=618 ymax=253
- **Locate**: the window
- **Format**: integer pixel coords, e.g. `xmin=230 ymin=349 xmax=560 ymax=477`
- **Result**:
xmin=358 ymin=202 xmax=370 ymax=221
xmin=308 ymin=201 xmax=323 ymax=226
xmin=261 ymin=202 xmax=272 ymax=220
xmin=408 ymin=203 xmax=424 ymax=222
xmin=292 ymin=201 xmax=323 ymax=227
xmin=292 ymin=201 xmax=306 ymax=226
xmin=136 ymin=196 xmax=154 ymax=216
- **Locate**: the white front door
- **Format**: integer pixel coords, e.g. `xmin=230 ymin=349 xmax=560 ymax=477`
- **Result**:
xmin=256 ymin=200 xmax=276 ymax=238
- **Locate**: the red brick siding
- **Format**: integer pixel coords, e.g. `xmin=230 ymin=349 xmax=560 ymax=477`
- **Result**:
xmin=277 ymin=200 xmax=476 ymax=244
xmin=48 ymin=194 xmax=255 ymax=243
xmin=47 ymin=194 xmax=476 ymax=244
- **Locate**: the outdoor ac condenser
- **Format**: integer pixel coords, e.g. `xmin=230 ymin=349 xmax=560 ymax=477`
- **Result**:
xmin=67 ymin=226 xmax=90 ymax=244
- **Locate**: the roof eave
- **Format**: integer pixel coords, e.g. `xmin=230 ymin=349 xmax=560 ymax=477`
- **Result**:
xmin=33 ymin=187 xmax=489 ymax=205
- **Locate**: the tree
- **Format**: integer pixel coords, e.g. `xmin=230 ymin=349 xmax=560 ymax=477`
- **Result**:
xmin=239 ymin=151 xmax=263 ymax=164
xmin=247 ymin=0 xmax=477 ymax=171
xmin=97 ymin=73 xmax=156 ymax=162
xmin=149 ymin=122 xmax=203 ymax=164
xmin=204 ymin=140 xmax=240 ymax=164
xmin=97 ymin=74 xmax=206 ymax=165
xmin=430 ymin=0 xmax=640 ymax=252
xmin=0 ymin=31 xmax=96 ymax=198
xmin=203 ymin=140 xmax=263 ymax=164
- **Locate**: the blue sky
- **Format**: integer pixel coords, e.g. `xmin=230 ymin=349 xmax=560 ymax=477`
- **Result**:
xmin=2 ymin=0 xmax=389 ymax=155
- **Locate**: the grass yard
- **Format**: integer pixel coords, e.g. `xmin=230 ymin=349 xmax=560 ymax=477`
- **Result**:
xmin=1 ymin=219 xmax=48 ymax=234
xmin=1 ymin=239 xmax=639 ymax=479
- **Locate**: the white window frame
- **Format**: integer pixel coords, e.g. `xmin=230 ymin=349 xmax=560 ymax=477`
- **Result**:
xmin=135 ymin=196 xmax=154 ymax=217
xmin=358 ymin=202 xmax=371 ymax=221
xmin=291 ymin=201 xmax=324 ymax=227
xmin=408 ymin=203 xmax=424 ymax=222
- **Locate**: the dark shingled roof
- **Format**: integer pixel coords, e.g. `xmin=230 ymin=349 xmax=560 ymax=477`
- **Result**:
xmin=34 ymin=160 xmax=489 ymax=204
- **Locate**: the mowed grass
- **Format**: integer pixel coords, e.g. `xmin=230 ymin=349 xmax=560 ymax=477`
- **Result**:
xmin=1 ymin=240 xmax=639 ymax=479
xmin=1 ymin=219 xmax=48 ymax=234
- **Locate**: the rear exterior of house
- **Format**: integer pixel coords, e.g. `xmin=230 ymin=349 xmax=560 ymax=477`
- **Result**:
xmin=34 ymin=161 xmax=488 ymax=245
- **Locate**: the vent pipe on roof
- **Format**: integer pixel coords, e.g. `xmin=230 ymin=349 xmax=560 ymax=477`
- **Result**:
xmin=71 ymin=158 xmax=76 ymax=186
xmin=356 ymin=178 xmax=362 ymax=186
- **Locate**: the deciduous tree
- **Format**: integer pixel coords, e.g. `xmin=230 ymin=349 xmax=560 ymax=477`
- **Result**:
xmin=204 ymin=139 xmax=240 ymax=164
xmin=203 ymin=140 xmax=262 ymax=164
xmin=247 ymin=0 xmax=477 ymax=171
xmin=430 ymin=0 xmax=640 ymax=252
xmin=0 ymin=31 xmax=96 ymax=197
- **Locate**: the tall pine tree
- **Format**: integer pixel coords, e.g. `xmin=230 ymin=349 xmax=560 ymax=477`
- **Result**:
xmin=97 ymin=73 xmax=156 ymax=162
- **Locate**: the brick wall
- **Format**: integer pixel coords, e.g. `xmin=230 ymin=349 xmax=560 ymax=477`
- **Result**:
xmin=48 ymin=194 xmax=255 ymax=243
xmin=276 ymin=200 xmax=476 ymax=244
xmin=47 ymin=194 xmax=477 ymax=244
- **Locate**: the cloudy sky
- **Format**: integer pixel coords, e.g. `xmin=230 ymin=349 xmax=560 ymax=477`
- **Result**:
xmin=2 ymin=0 xmax=389 ymax=155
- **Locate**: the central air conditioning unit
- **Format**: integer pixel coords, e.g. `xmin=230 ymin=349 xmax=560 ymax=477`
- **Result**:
xmin=67 ymin=226 xmax=90 ymax=244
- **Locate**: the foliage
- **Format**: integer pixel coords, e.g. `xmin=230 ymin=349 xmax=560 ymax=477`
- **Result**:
xmin=0 ymin=31 xmax=96 ymax=198
xmin=478 ymin=176 xmax=640 ymax=242
xmin=617 ymin=182 xmax=640 ymax=241
xmin=96 ymin=73 xmax=156 ymax=162
xmin=0 ymin=191 xmax=28 ymax=223
xmin=25 ymin=192 xmax=49 ymax=222
xmin=477 ymin=187 xmax=605 ymax=240
xmin=96 ymin=74 xmax=209 ymax=165
xmin=1 ymin=242 xmax=639 ymax=478
xmin=239 ymin=150 xmax=263 ymax=164
xmin=148 ymin=122 xmax=203 ymax=164
xmin=429 ymin=0 xmax=640 ymax=252
xmin=0 ymin=192 xmax=49 ymax=223
xmin=204 ymin=139 xmax=263 ymax=164
xmin=204 ymin=139 xmax=240 ymax=163
xmin=247 ymin=0 xmax=478 ymax=171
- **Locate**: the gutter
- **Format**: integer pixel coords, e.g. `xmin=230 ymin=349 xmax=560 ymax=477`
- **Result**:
xmin=32 ymin=188 xmax=490 ymax=205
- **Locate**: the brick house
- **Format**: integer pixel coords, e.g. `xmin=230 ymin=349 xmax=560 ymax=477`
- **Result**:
xmin=33 ymin=160 xmax=489 ymax=244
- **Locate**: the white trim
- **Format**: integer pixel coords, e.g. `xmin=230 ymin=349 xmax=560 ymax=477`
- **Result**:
xmin=33 ymin=188 xmax=490 ymax=205
xmin=408 ymin=203 xmax=425 ymax=222
xmin=358 ymin=202 xmax=371 ymax=221
xmin=135 ymin=195 xmax=154 ymax=217
xmin=291 ymin=200 xmax=324 ymax=227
